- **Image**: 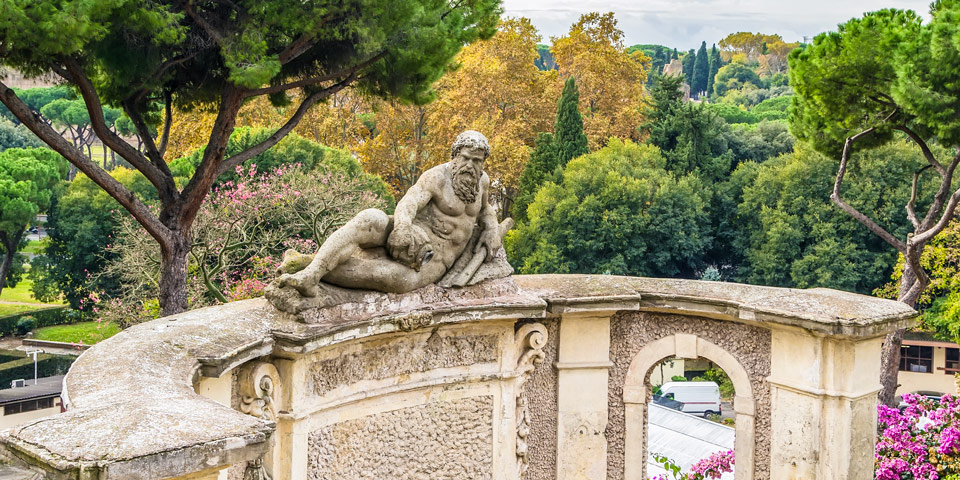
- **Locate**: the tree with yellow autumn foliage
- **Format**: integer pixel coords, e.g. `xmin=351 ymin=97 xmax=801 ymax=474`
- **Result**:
xmin=356 ymin=101 xmax=433 ymax=196
xmin=550 ymin=12 xmax=649 ymax=148
xmin=427 ymin=17 xmax=561 ymax=212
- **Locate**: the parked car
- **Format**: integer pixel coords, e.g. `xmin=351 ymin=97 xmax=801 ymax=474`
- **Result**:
xmin=652 ymin=393 xmax=685 ymax=411
xmin=658 ymin=381 xmax=722 ymax=417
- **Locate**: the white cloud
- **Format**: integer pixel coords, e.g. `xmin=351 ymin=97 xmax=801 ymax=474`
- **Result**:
xmin=503 ymin=0 xmax=932 ymax=49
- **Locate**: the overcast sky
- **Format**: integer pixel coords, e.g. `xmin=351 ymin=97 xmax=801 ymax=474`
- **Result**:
xmin=502 ymin=0 xmax=933 ymax=50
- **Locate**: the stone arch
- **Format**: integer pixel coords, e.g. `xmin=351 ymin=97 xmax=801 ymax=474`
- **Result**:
xmin=622 ymin=334 xmax=756 ymax=480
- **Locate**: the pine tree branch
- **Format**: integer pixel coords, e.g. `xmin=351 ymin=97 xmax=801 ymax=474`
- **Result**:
xmin=0 ymin=80 xmax=171 ymax=243
xmin=831 ymin=128 xmax=907 ymax=253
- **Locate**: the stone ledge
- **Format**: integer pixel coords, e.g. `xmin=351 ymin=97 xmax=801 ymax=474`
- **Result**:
xmin=515 ymin=275 xmax=917 ymax=337
xmin=0 ymin=274 xmax=915 ymax=479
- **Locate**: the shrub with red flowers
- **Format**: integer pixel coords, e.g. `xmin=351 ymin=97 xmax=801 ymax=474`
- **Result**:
xmin=876 ymin=393 xmax=960 ymax=480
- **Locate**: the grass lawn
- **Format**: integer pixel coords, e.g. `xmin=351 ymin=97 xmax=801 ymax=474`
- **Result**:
xmin=21 ymin=239 xmax=46 ymax=255
xmin=0 ymin=279 xmax=64 ymax=305
xmin=0 ymin=304 xmax=41 ymax=316
xmin=33 ymin=321 xmax=120 ymax=345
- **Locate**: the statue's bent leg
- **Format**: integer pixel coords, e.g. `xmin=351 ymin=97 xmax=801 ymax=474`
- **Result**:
xmin=279 ymin=209 xmax=391 ymax=296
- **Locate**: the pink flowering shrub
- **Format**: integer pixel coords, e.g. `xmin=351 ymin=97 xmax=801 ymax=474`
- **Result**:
xmin=652 ymin=449 xmax=735 ymax=480
xmin=88 ymin=161 xmax=390 ymax=322
xmin=875 ymin=393 xmax=960 ymax=480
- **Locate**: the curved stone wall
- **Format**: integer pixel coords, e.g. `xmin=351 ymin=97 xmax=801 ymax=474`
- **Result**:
xmin=0 ymin=275 xmax=916 ymax=480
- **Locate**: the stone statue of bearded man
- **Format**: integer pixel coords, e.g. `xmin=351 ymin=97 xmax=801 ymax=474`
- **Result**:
xmin=266 ymin=130 xmax=513 ymax=314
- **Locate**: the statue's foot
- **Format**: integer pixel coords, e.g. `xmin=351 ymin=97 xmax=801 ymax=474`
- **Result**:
xmin=277 ymin=271 xmax=320 ymax=298
xmin=277 ymin=249 xmax=315 ymax=275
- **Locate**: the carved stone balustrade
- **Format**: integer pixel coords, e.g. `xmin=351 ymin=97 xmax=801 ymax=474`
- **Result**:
xmin=0 ymin=275 xmax=916 ymax=480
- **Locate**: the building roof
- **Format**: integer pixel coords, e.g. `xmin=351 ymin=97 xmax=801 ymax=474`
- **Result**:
xmin=647 ymin=404 xmax=735 ymax=479
xmin=0 ymin=376 xmax=63 ymax=405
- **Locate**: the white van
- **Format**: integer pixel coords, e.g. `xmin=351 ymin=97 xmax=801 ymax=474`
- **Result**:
xmin=658 ymin=381 xmax=722 ymax=417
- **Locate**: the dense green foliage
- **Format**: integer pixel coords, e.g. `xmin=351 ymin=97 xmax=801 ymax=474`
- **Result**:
xmin=642 ymin=75 xmax=733 ymax=182
xmin=534 ymin=44 xmax=557 ymax=71
xmin=681 ymin=49 xmax=696 ymax=80
xmin=692 ymin=42 xmax=710 ymax=97
xmin=1 ymin=0 xmax=501 ymax=107
xmin=513 ymin=77 xmax=589 ymax=222
xmin=0 ymin=119 xmax=42 ymax=150
xmin=713 ymin=63 xmax=764 ymax=96
xmin=506 ymin=140 xmax=711 ymax=277
xmin=0 ymin=148 xmax=65 ymax=292
xmin=735 ymin=142 xmax=941 ymax=293
xmin=707 ymin=44 xmax=722 ymax=97
xmin=36 ymin=169 xmax=157 ymax=308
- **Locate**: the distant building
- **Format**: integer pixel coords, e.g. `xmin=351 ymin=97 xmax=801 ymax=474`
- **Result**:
xmin=0 ymin=375 xmax=63 ymax=430
xmin=660 ymin=59 xmax=691 ymax=101
xmin=1 ymin=69 xmax=58 ymax=89
xmin=897 ymin=333 xmax=959 ymax=399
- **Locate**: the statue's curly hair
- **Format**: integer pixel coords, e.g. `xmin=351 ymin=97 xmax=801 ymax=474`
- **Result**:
xmin=450 ymin=130 xmax=490 ymax=160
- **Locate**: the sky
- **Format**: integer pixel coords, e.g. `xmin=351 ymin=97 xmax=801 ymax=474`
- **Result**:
xmin=502 ymin=0 xmax=933 ymax=50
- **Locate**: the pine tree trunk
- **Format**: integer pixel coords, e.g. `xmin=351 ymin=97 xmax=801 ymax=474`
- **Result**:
xmin=878 ymin=265 xmax=922 ymax=406
xmin=158 ymin=233 xmax=190 ymax=316
xmin=0 ymin=230 xmax=24 ymax=298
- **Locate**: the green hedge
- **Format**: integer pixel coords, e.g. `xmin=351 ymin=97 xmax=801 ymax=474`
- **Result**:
xmin=0 ymin=352 xmax=76 ymax=389
xmin=0 ymin=306 xmax=76 ymax=337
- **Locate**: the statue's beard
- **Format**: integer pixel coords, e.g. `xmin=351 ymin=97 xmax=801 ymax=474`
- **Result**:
xmin=452 ymin=163 xmax=479 ymax=203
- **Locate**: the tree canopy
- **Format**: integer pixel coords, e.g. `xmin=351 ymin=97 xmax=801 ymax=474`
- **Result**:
xmin=0 ymin=148 xmax=66 ymax=294
xmin=0 ymin=0 xmax=501 ymax=314
xmin=788 ymin=1 xmax=960 ymax=405
xmin=506 ymin=140 xmax=711 ymax=277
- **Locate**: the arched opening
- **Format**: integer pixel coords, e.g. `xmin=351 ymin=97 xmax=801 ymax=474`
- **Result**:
xmin=622 ymin=334 xmax=755 ymax=480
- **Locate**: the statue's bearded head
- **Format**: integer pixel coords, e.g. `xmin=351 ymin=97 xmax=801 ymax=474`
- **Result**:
xmin=449 ymin=130 xmax=490 ymax=204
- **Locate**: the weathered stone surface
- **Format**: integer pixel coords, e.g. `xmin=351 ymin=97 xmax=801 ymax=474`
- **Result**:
xmin=515 ymin=275 xmax=916 ymax=337
xmin=306 ymin=396 xmax=494 ymax=479
xmin=605 ymin=312 xmax=772 ymax=480
xmin=0 ymin=275 xmax=915 ymax=479
xmin=268 ymin=130 xmax=513 ymax=315
xmin=307 ymin=332 xmax=499 ymax=397
xmin=524 ymin=319 xmax=559 ymax=480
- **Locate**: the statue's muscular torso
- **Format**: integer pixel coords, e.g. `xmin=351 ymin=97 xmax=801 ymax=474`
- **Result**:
xmin=409 ymin=163 xmax=489 ymax=268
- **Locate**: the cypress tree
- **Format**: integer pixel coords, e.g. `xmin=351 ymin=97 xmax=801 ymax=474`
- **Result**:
xmin=692 ymin=41 xmax=709 ymax=98
xmin=513 ymin=133 xmax=558 ymax=222
xmin=553 ymin=76 xmax=589 ymax=167
xmin=707 ymin=44 xmax=722 ymax=97
xmin=512 ymin=77 xmax=588 ymax=221
xmin=681 ymin=49 xmax=696 ymax=84
xmin=672 ymin=48 xmax=679 ymax=60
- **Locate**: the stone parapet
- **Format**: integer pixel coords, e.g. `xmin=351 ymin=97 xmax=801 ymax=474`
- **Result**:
xmin=0 ymin=275 xmax=915 ymax=480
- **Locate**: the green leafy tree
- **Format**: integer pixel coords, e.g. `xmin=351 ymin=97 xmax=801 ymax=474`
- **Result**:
xmin=713 ymin=63 xmax=763 ymax=96
xmin=0 ymin=0 xmax=500 ymax=315
xmin=692 ymin=41 xmax=710 ymax=98
xmin=707 ymin=44 xmax=722 ymax=98
xmin=506 ymin=140 xmax=711 ymax=277
xmin=0 ymin=119 xmax=42 ymax=150
xmin=724 ymin=121 xmax=795 ymax=163
xmin=0 ymin=148 xmax=66 ymax=295
xmin=35 ymin=168 xmax=157 ymax=309
xmin=534 ymin=44 xmax=557 ymax=71
xmin=681 ymin=49 xmax=696 ymax=84
xmin=513 ymin=133 xmax=559 ymax=223
xmin=641 ymin=74 xmax=733 ymax=182
xmin=553 ymin=77 xmax=589 ymax=169
xmin=736 ymin=141 xmax=936 ymax=293
xmin=788 ymin=3 xmax=960 ymax=404
xmin=512 ymin=76 xmax=588 ymax=222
